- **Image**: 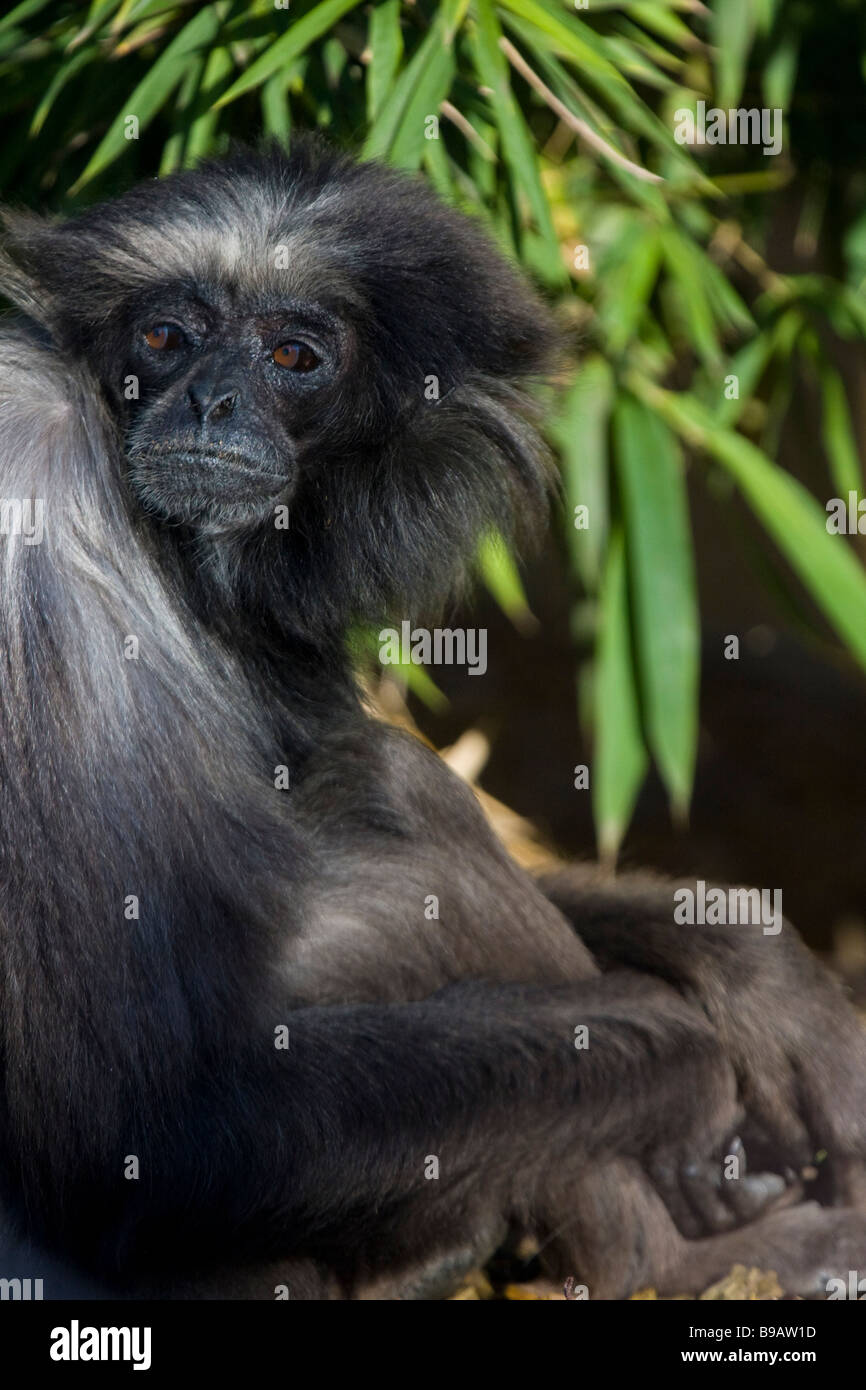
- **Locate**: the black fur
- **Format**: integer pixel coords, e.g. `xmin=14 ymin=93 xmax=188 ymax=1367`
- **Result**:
xmin=0 ymin=141 xmax=865 ymax=1299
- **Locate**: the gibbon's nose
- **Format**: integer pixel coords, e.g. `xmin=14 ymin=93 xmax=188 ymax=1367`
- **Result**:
xmin=188 ymin=376 xmax=241 ymax=424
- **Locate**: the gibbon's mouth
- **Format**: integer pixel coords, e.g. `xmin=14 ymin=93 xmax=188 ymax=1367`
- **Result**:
xmin=126 ymin=446 xmax=293 ymax=529
xmin=169 ymin=449 xmax=290 ymax=486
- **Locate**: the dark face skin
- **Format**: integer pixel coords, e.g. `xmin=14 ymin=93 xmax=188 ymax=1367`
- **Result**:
xmin=121 ymin=280 xmax=348 ymax=535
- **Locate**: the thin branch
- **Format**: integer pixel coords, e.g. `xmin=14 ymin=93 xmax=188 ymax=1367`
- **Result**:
xmin=710 ymin=220 xmax=788 ymax=297
xmin=440 ymin=101 xmax=497 ymax=161
xmin=498 ymin=36 xmax=664 ymax=186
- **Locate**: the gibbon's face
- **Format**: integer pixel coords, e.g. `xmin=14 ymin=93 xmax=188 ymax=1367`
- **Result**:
xmin=123 ymin=277 xmax=352 ymax=532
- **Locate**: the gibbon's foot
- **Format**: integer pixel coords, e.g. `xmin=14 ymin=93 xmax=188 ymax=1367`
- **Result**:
xmin=540 ymin=867 xmax=866 ymax=1215
xmin=660 ymin=1201 xmax=866 ymax=1299
xmin=649 ymin=1133 xmax=796 ymax=1239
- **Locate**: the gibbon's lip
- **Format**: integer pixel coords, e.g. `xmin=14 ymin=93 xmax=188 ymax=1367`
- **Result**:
xmin=128 ymin=446 xmax=291 ymax=493
xmin=168 ymin=449 xmax=289 ymax=484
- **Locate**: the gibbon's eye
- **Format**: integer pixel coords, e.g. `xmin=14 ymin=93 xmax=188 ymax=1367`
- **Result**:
xmin=144 ymin=324 xmax=185 ymax=351
xmin=273 ymin=341 xmax=319 ymax=372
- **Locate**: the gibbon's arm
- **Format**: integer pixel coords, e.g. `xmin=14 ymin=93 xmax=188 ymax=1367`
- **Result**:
xmin=74 ymin=976 xmax=740 ymax=1299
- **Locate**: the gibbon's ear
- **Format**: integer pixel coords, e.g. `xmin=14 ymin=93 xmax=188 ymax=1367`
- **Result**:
xmin=0 ymin=210 xmax=60 ymax=329
xmin=0 ymin=206 xmax=140 ymax=354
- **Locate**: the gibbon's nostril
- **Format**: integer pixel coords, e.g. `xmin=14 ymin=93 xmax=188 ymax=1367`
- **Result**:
xmin=187 ymin=379 xmax=241 ymax=422
xmin=205 ymin=391 xmax=239 ymax=423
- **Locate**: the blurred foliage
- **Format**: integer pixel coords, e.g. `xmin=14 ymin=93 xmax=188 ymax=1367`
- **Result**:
xmin=1 ymin=0 xmax=865 ymax=858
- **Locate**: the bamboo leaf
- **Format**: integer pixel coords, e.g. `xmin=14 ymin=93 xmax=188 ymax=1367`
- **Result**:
xmin=367 ymin=0 xmax=403 ymax=123
xmin=614 ymin=394 xmax=699 ymax=817
xmin=261 ymin=67 xmax=292 ymax=143
xmin=422 ymin=127 xmax=455 ymax=199
xmin=186 ymin=43 xmax=235 ymax=161
xmin=698 ymin=253 xmax=753 ymax=337
xmin=478 ymin=530 xmax=535 ymax=630
xmin=390 ymin=656 xmax=449 ymax=711
xmin=709 ymin=331 xmax=775 ymax=426
xmin=71 ymin=3 xmax=227 ymax=190
xmin=660 ymin=224 xmax=721 ymax=365
xmin=763 ymin=28 xmax=798 ymax=111
xmin=470 ymin=0 xmax=566 ymax=284
xmin=639 ymin=385 xmax=866 ymax=673
xmin=599 ymin=223 xmax=662 ymax=354
xmin=215 ymin=0 xmax=361 ymax=108
xmin=549 ymin=353 xmax=613 ymax=591
xmin=159 ymin=51 xmax=205 ymax=175
xmin=30 ymin=47 xmax=95 ymax=136
xmin=388 ymin=4 xmax=463 ymax=170
xmin=500 ymin=0 xmax=638 ymax=87
xmin=593 ymin=527 xmax=648 ymax=863
xmin=711 ymin=0 xmax=755 ymax=109
xmin=500 ymin=0 xmax=695 ymax=164
xmin=364 ymin=10 xmax=452 ymax=160
xmin=624 ymin=2 xmax=695 ymax=48
xmin=0 ymin=0 xmax=58 ymax=33
xmin=820 ymin=367 xmax=863 ymax=498
xmin=602 ymin=35 xmax=676 ymax=92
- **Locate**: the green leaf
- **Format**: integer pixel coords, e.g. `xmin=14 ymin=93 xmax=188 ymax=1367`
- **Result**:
xmin=624 ymin=3 xmax=696 ymax=48
xmin=160 ymin=36 xmax=236 ymax=174
xmin=159 ymin=52 xmax=206 ymax=175
xmin=711 ymin=0 xmax=755 ymax=109
xmin=762 ymin=29 xmax=798 ymax=111
xmin=500 ymin=0 xmax=636 ymax=87
xmin=550 ymin=353 xmax=613 ymax=591
xmin=388 ymin=3 xmax=463 ymax=170
xmin=261 ymin=68 xmax=292 ymax=143
xmin=70 ymin=3 xmax=227 ymax=190
xmin=753 ymin=0 xmax=782 ymax=31
xmin=660 ymin=224 xmax=722 ymax=365
xmin=478 ymin=530 xmax=535 ymax=630
xmin=470 ymin=0 xmax=566 ymax=285
xmin=72 ymin=0 xmax=125 ymax=44
xmin=614 ymin=394 xmax=699 ymax=818
xmin=641 ymin=386 xmax=866 ymax=674
xmin=215 ymin=0 xmax=361 ymax=107
xmin=839 ymin=285 xmax=866 ymax=338
xmin=697 ymin=253 xmax=753 ymax=338
xmin=593 ymin=527 xmax=648 ymax=863
xmin=820 ymin=367 xmax=863 ymax=498
xmin=602 ymin=35 xmax=676 ymax=92
xmin=422 ymin=128 xmax=454 ymax=199
xmin=710 ymin=331 xmax=775 ymax=427
xmin=390 ymin=656 xmax=449 ymax=712
xmin=367 ymin=0 xmax=403 ymax=123
xmin=615 ymin=16 xmax=688 ymax=77
xmin=598 ymin=223 xmax=662 ymax=355
xmin=500 ymin=0 xmax=695 ymax=165
xmin=30 ymin=46 xmax=94 ymax=136
xmin=0 ymin=0 xmax=57 ymax=34
xmin=119 ymin=0 xmax=206 ymax=26
xmin=350 ymin=625 xmax=448 ymax=711
xmin=364 ymin=8 xmax=452 ymax=160
xmin=769 ymin=305 xmax=804 ymax=358
xmin=185 ymin=44 xmax=235 ymax=163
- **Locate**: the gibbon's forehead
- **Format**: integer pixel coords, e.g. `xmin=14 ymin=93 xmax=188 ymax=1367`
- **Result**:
xmin=91 ymin=178 xmax=363 ymax=310
xmin=62 ymin=147 xmax=500 ymax=324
